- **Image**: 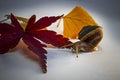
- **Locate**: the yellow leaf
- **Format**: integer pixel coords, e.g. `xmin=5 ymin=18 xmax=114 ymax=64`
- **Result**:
xmin=15 ymin=16 xmax=47 ymax=30
xmin=5 ymin=15 xmax=47 ymax=30
xmin=20 ymin=23 xmax=27 ymax=30
xmin=15 ymin=16 xmax=29 ymax=30
xmin=63 ymin=6 xmax=98 ymax=39
xmin=15 ymin=16 xmax=28 ymax=23
xmin=5 ymin=15 xmax=28 ymax=29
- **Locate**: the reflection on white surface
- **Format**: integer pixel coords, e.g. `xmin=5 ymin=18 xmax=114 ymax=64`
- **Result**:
xmin=0 ymin=0 xmax=120 ymax=80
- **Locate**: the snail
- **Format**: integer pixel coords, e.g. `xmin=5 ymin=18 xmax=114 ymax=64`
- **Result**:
xmin=62 ymin=25 xmax=103 ymax=58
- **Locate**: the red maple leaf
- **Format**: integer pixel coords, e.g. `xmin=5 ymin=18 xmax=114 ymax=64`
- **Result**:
xmin=0 ymin=14 xmax=71 ymax=73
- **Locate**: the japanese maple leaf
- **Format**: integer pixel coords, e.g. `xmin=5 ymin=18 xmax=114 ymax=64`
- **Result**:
xmin=0 ymin=14 xmax=71 ymax=73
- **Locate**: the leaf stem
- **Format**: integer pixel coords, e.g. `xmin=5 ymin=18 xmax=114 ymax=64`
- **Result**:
xmin=0 ymin=14 xmax=10 ymax=23
xmin=0 ymin=18 xmax=9 ymax=23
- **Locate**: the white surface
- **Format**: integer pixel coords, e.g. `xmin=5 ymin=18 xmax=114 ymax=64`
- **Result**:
xmin=0 ymin=0 xmax=120 ymax=80
xmin=0 ymin=41 xmax=120 ymax=80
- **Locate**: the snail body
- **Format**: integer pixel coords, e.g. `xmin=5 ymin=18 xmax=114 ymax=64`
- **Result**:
xmin=62 ymin=25 xmax=103 ymax=57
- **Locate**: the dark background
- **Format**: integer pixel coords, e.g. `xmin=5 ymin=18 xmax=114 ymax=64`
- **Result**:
xmin=0 ymin=0 xmax=120 ymax=43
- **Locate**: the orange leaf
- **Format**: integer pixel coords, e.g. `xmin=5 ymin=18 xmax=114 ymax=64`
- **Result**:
xmin=63 ymin=6 xmax=98 ymax=39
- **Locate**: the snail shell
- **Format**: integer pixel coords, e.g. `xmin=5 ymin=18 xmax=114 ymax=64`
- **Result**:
xmin=61 ymin=25 xmax=103 ymax=57
xmin=78 ymin=25 xmax=103 ymax=52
